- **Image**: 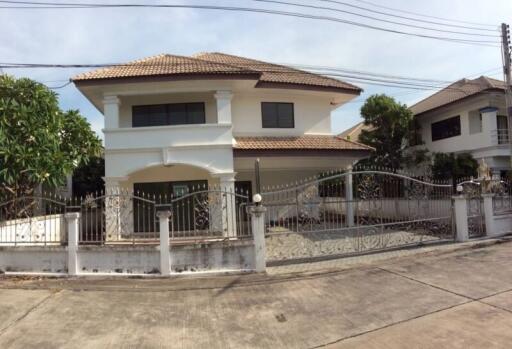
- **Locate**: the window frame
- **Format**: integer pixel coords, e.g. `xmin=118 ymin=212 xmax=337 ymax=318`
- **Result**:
xmin=132 ymin=102 xmax=206 ymax=128
xmin=431 ymin=115 xmax=461 ymax=142
xmin=261 ymin=102 xmax=295 ymax=129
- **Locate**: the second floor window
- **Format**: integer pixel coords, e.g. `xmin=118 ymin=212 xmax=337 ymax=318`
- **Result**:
xmin=431 ymin=115 xmax=461 ymax=141
xmin=261 ymin=102 xmax=294 ymax=128
xmin=132 ymin=102 xmax=205 ymax=127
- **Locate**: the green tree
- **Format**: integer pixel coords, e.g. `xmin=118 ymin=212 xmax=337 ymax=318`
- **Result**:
xmin=431 ymin=153 xmax=478 ymax=181
xmin=0 ymin=75 xmax=102 ymax=199
xmin=357 ymin=94 xmax=418 ymax=169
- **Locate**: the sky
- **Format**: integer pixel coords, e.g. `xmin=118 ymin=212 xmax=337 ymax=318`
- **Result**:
xmin=1 ymin=0 xmax=511 ymax=139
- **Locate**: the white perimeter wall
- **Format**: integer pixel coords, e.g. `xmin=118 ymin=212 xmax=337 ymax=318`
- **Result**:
xmin=0 ymin=241 xmax=255 ymax=274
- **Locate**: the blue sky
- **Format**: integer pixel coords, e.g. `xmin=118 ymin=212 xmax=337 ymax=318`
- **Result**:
xmin=1 ymin=0 xmax=511 ymax=138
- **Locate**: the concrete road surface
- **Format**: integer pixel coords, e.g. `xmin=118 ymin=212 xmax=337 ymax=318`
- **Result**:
xmin=1 ymin=239 xmax=512 ymax=348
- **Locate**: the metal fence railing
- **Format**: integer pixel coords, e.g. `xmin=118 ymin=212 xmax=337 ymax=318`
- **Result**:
xmin=492 ymin=180 xmax=512 ymax=215
xmin=0 ymin=195 xmax=67 ymax=246
xmin=0 ymin=186 xmax=252 ymax=247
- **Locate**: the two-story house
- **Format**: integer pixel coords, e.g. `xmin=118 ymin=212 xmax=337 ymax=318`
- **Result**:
xmin=410 ymin=76 xmax=511 ymax=178
xmin=72 ymin=53 xmax=372 ymax=200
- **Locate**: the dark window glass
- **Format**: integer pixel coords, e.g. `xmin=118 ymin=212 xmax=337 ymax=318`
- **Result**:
xmin=261 ymin=102 xmax=294 ymax=128
xmin=132 ymin=102 xmax=205 ymax=127
xmin=431 ymin=116 xmax=461 ymax=141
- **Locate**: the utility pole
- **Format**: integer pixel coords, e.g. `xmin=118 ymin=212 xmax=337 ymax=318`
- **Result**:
xmin=500 ymin=23 xmax=512 ymax=170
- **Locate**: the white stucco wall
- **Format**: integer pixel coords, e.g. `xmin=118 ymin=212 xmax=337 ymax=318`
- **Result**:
xmin=0 ymin=242 xmax=256 ymax=275
xmin=231 ymin=90 xmax=334 ymax=136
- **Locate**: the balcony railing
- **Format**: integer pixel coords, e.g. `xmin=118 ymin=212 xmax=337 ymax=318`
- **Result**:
xmin=104 ymin=123 xmax=233 ymax=150
xmin=491 ymin=129 xmax=510 ymax=145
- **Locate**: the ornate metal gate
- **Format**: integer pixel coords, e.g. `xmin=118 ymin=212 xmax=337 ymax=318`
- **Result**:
xmin=459 ymin=181 xmax=485 ymax=238
xmin=261 ymin=170 xmax=455 ymax=264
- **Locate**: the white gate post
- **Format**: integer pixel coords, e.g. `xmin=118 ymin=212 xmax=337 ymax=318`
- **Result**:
xmin=482 ymin=193 xmax=495 ymax=237
xmin=65 ymin=212 xmax=80 ymax=276
xmin=453 ymin=195 xmax=469 ymax=242
xmin=345 ymin=166 xmax=355 ymax=227
xmin=157 ymin=210 xmax=172 ymax=276
xmin=249 ymin=205 xmax=267 ymax=272
xmin=219 ymin=173 xmax=237 ymax=238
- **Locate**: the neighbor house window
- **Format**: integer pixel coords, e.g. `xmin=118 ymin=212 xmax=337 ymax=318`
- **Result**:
xmin=132 ymin=102 xmax=205 ymax=127
xmin=431 ymin=116 xmax=461 ymax=141
xmin=261 ymin=102 xmax=294 ymax=128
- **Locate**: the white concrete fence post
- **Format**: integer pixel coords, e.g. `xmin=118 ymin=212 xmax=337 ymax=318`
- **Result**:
xmin=157 ymin=210 xmax=172 ymax=276
xmin=249 ymin=205 xmax=267 ymax=273
xmin=482 ymin=193 xmax=495 ymax=237
xmin=65 ymin=212 xmax=80 ymax=276
xmin=452 ymin=195 xmax=469 ymax=242
xmin=345 ymin=166 xmax=354 ymax=227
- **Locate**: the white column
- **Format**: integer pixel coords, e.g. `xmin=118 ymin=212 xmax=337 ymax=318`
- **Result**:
xmin=345 ymin=166 xmax=354 ymax=227
xmin=214 ymin=91 xmax=233 ymax=124
xmin=211 ymin=172 xmax=237 ymax=238
xmin=103 ymin=95 xmax=121 ymax=129
xmin=157 ymin=210 xmax=172 ymax=276
xmin=65 ymin=212 xmax=80 ymax=276
xmin=103 ymin=177 xmax=122 ymax=242
xmin=481 ymin=107 xmax=498 ymax=145
xmin=482 ymin=193 xmax=495 ymax=237
xmin=453 ymin=195 xmax=469 ymax=242
xmin=249 ymin=205 xmax=267 ymax=273
xmin=218 ymin=173 xmax=237 ymax=238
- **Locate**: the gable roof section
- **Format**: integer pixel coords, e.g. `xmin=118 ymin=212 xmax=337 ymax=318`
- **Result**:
xmin=337 ymin=121 xmax=374 ymax=142
xmin=233 ymin=135 xmax=373 ymax=151
xmin=72 ymin=52 xmax=361 ymax=94
xmin=410 ymin=76 xmax=506 ymax=116
xmin=193 ymin=52 xmax=361 ymax=93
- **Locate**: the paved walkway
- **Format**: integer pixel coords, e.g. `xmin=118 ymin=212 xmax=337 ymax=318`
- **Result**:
xmin=1 ymin=238 xmax=512 ymax=348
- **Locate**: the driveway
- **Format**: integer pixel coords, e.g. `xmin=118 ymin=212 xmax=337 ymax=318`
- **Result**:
xmin=1 ymin=239 xmax=512 ymax=348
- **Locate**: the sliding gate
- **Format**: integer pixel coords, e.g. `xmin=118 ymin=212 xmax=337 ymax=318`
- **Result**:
xmin=261 ymin=170 xmax=455 ymax=264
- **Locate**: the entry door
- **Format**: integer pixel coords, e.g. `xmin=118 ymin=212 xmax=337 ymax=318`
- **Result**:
xmin=170 ymin=180 xmax=208 ymax=232
xmin=133 ymin=180 xmax=207 ymax=233
xmin=235 ymin=181 xmax=252 ymax=222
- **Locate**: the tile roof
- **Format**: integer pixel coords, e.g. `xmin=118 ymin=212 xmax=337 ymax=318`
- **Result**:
xmin=233 ymin=135 xmax=373 ymax=151
xmin=337 ymin=121 xmax=373 ymax=142
xmin=72 ymin=54 xmax=255 ymax=81
xmin=72 ymin=52 xmax=361 ymax=93
xmin=410 ymin=76 xmax=506 ymax=116
xmin=193 ymin=52 xmax=361 ymax=92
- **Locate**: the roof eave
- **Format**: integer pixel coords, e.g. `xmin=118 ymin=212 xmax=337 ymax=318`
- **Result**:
xmin=72 ymin=72 xmax=262 ymax=86
xmin=255 ymin=81 xmax=362 ymax=95
xmin=412 ymin=88 xmax=505 ymax=117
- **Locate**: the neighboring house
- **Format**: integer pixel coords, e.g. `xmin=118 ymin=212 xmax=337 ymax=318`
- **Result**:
xmin=410 ymin=76 xmax=511 ymax=178
xmin=72 ymin=53 xmax=372 ymax=197
xmin=338 ymin=121 xmax=372 ymax=142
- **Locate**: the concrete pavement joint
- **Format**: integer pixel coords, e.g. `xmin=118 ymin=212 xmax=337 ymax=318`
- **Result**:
xmin=376 ymin=266 xmax=476 ymax=300
xmin=308 ymin=299 xmax=474 ymax=349
xmin=0 ymin=290 xmax=61 ymax=336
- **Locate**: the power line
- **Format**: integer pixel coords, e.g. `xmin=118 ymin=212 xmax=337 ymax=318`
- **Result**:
xmin=235 ymin=0 xmax=500 ymax=37
xmin=348 ymin=0 xmax=496 ymax=28
xmin=310 ymin=0 xmax=497 ymax=31
xmin=0 ymin=61 xmax=500 ymax=88
xmin=1 ymin=64 xmax=502 ymax=94
xmin=0 ymin=0 xmax=501 ymax=46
